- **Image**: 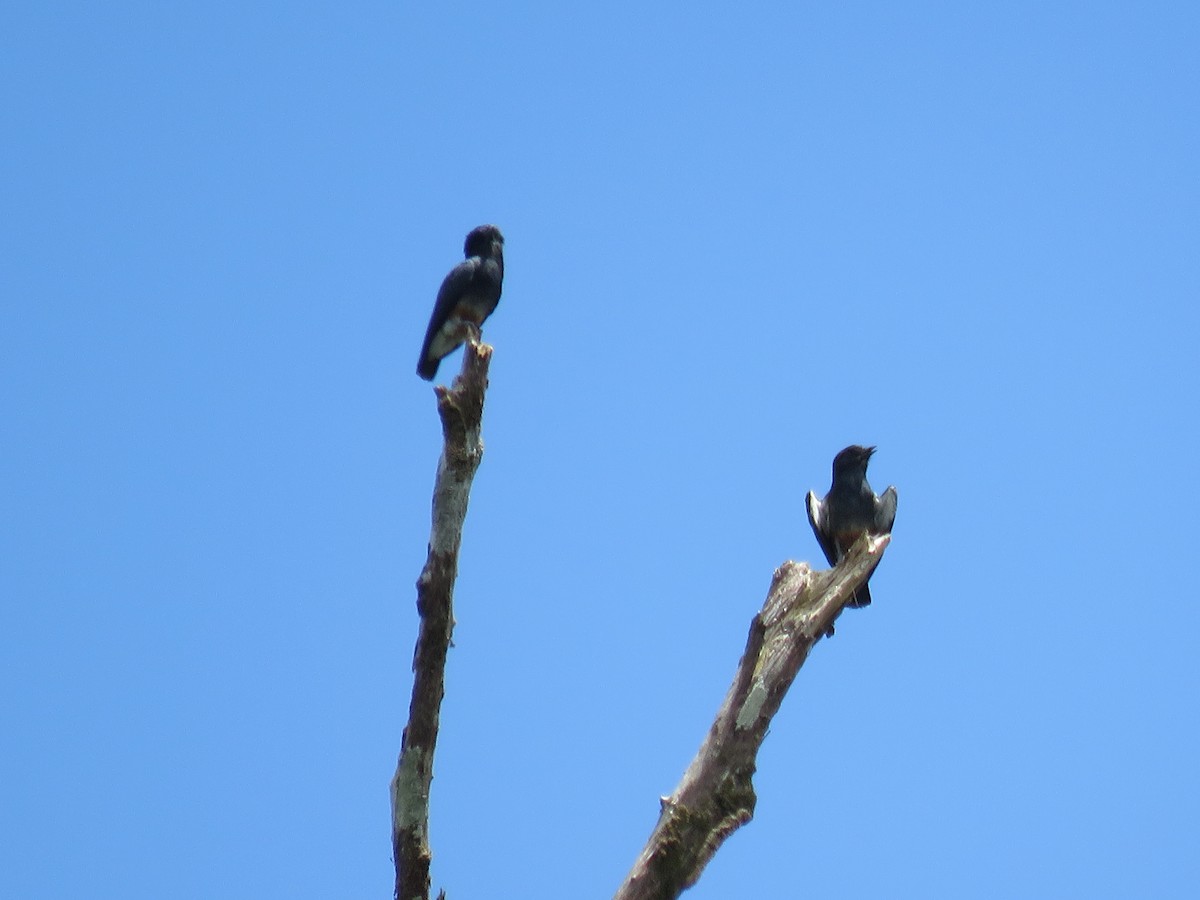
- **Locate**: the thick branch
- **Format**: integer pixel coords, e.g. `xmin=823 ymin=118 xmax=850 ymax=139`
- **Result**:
xmin=392 ymin=341 xmax=492 ymax=900
xmin=614 ymin=533 xmax=892 ymax=900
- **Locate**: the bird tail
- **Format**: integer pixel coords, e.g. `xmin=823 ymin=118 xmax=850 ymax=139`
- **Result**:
xmin=416 ymin=356 xmax=439 ymax=381
xmin=846 ymin=583 xmax=872 ymax=608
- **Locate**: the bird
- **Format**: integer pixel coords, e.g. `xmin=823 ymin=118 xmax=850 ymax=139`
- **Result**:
xmin=806 ymin=445 xmax=898 ymax=609
xmin=416 ymin=224 xmax=505 ymax=381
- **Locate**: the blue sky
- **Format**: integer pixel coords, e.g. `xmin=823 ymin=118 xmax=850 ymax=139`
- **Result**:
xmin=3 ymin=2 xmax=1198 ymax=897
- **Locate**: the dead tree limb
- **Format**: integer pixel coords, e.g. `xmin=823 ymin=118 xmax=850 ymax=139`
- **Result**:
xmin=613 ymin=533 xmax=892 ymax=900
xmin=391 ymin=340 xmax=492 ymax=900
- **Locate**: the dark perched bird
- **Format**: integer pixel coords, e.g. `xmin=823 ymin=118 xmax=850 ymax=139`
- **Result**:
xmin=416 ymin=225 xmax=505 ymax=381
xmin=806 ymin=445 xmax=898 ymax=608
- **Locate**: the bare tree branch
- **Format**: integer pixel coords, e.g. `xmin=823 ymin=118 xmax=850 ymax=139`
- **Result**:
xmin=614 ymin=533 xmax=892 ymax=900
xmin=391 ymin=340 xmax=492 ymax=900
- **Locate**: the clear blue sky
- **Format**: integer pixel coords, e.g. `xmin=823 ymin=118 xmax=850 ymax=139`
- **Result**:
xmin=3 ymin=2 xmax=1198 ymax=897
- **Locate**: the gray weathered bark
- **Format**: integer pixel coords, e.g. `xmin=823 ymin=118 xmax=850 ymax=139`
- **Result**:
xmin=613 ymin=533 xmax=892 ymax=900
xmin=391 ymin=340 xmax=492 ymax=900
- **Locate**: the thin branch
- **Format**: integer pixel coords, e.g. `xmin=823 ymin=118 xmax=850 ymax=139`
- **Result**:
xmin=613 ymin=533 xmax=892 ymax=900
xmin=391 ymin=341 xmax=492 ymax=900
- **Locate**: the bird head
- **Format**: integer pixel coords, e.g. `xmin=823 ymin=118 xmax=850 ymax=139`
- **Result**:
xmin=832 ymin=445 xmax=876 ymax=478
xmin=464 ymin=224 xmax=504 ymax=259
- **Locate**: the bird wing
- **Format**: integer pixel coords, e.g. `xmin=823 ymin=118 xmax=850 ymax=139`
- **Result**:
xmin=417 ymin=257 xmax=480 ymax=364
xmin=806 ymin=490 xmax=840 ymax=567
xmin=875 ymin=485 xmax=898 ymax=534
